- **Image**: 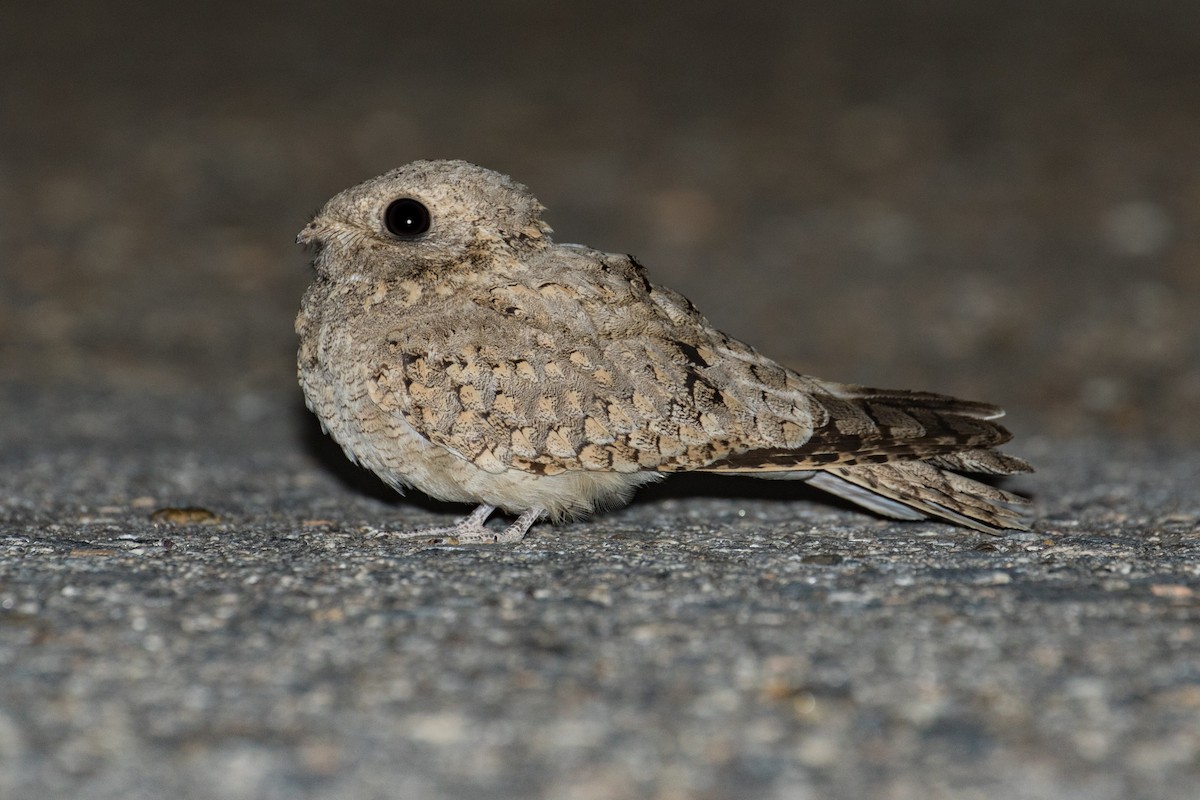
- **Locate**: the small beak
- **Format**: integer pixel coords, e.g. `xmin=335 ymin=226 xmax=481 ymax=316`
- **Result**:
xmin=296 ymin=219 xmax=322 ymax=248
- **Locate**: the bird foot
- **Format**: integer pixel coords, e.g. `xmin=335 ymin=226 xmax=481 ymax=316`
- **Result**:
xmin=380 ymin=504 xmax=542 ymax=544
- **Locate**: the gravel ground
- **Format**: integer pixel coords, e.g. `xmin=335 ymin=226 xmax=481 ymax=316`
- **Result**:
xmin=3 ymin=2 xmax=1199 ymax=798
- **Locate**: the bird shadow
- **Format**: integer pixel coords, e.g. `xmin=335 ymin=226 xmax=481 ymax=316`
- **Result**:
xmin=632 ymin=471 xmax=863 ymax=513
xmin=296 ymin=402 xmax=461 ymax=515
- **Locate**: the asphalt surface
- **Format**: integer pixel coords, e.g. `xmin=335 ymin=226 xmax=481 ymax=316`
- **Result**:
xmin=1 ymin=387 xmax=1198 ymax=800
xmin=3 ymin=2 xmax=1200 ymax=798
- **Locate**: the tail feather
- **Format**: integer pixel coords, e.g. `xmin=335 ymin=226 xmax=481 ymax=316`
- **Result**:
xmin=692 ymin=383 xmax=1033 ymax=533
xmin=827 ymin=384 xmax=1008 ymax=421
xmin=805 ymin=471 xmax=928 ymax=521
xmin=815 ymin=461 xmax=1032 ymax=534
xmin=926 ymin=448 xmax=1033 ymax=475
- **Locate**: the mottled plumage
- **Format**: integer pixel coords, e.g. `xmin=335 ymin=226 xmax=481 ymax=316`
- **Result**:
xmin=297 ymin=160 xmax=1032 ymax=543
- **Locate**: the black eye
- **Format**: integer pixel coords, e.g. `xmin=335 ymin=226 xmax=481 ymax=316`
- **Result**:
xmin=383 ymin=198 xmax=431 ymax=238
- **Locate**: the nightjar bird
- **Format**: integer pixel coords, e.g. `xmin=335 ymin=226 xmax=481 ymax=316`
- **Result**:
xmin=297 ymin=160 xmax=1032 ymax=543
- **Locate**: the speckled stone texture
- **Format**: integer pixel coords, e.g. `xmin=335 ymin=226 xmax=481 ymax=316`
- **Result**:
xmin=2 ymin=2 xmax=1198 ymax=798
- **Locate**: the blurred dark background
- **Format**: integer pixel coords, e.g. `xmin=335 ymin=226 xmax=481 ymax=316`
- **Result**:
xmin=3 ymin=0 xmax=1198 ymax=440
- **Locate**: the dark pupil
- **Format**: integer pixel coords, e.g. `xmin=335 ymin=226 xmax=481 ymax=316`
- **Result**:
xmin=384 ymin=198 xmax=431 ymax=237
